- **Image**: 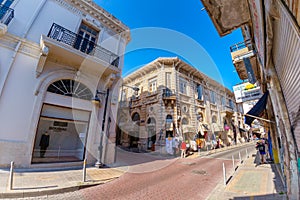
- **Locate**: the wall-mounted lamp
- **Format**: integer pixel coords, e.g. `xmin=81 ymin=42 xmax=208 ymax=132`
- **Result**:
xmin=120 ymin=85 xmax=140 ymax=102
xmin=92 ymin=90 xmax=107 ymax=104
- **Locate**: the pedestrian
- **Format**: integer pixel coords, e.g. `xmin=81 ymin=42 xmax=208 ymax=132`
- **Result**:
xmin=263 ymin=138 xmax=269 ymax=161
xmin=180 ymin=140 xmax=186 ymax=158
xmin=256 ymin=140 xmax=266 ymax=164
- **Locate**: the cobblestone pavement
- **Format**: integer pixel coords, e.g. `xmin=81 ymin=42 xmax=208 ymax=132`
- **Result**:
xmin=79 ymin=157 xmax=234 ymax=200
xmin=1 ymin=157 xmax=235 ymax=200
xmin=1 ymin=143 xmax=286 ymax=200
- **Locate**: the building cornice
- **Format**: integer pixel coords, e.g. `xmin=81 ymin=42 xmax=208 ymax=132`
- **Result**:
xmin=57 ymin=0 xmax=131 ymax=42
xmin=124 ymin=57 xmax=232 ymax=93
xmin=0 ymin=34 xmax=40 ymax=59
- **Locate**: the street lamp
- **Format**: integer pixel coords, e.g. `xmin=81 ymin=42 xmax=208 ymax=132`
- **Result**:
xmin=92 ymin=89 xmax=109 ymax=168
xmin=120 ymin=84 xmax=139 ymax=102
xmin=92 ymin=90 xmax=107 ymax=105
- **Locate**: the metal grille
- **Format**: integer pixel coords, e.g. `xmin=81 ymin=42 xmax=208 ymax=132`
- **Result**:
xmin=47 ymin=79 xmax=93 ymax=101
xmin=0 ymin=5 xmax=14 ymax=25
xmin=273 ymin=0 xmax=300 ymax=151
xmin=47 ymin=23 xmax=119 ymax=68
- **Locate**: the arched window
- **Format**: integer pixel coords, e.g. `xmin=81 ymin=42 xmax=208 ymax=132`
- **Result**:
xmin=197 ymin=112 xmax=203 ymax=121
xmin=132 ymin=112 xmax=140 ymax=122
xmin=212 ymin=115 xmax=217 ymax=123
xmin=147 ymin=117 xmax=156 ymax=125
xmin=47 ymin=79 xmax=93 ymax=101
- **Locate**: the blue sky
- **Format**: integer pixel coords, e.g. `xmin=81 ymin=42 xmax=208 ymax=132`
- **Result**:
xmin=95 ymin=0 xmax=244 ymax=90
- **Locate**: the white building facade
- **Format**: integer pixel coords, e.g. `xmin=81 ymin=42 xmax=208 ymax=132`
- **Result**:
xmin=0 ymin=0 xmax=130 ymax=168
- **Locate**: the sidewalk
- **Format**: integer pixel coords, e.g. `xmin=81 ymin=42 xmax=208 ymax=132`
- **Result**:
xmin=206 ymin=151 xmax=287 ymax=200
xmin=0 ymin=146 xmax=177 ymax=199
xmin=0 ymin=165 xmax=126 ymax=198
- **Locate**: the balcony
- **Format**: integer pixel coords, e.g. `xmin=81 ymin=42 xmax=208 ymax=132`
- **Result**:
xmin=196 ymin=99 xmax=205 ymax=107
xmin=230 ymin=40 xmax=257 ymax=80
xmin=162 ymin=89 xmax=176 ymax=107
xmin=221 ymin=105 xmax=234 ymax=116
xmin=0 ymin=5 xmax=14 ymax=35
xmin=145 ymin=93 xmax=158 ymax=105
xmin=210 ymin=104 xmax=217 ymax=111
xmin=162 ymin=89 xmax=176 ymax=99
xmin=200 ymin=0 xmax=250 ymax=36
xmin=130 ymin=97 xmax=141 ymax=108
xmin=41 ymin=23 xmax=120 ymax=75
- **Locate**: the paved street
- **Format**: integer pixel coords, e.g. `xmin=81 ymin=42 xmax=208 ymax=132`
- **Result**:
xmin=1 ymin=143 xmax=286 ymax=200
xmin=77 ymin=157 xmax=234 ymax=200
xmin=2 ymin=146 xmax=241 ymax=200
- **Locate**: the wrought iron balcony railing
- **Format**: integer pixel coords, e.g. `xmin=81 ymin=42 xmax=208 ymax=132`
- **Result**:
xmin=0 ymin=5 xmax=14 ymax=25
xmin=162 ymin=89 xmax=176 ymax=98
xmin=47 ymin=23 xmax=119 ymax=68
xmin=230 ymin=39 xmax=254 ymax=52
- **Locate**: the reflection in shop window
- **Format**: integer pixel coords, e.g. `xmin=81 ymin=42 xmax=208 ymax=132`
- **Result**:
xmin=31 ymin=104 xmax=90 ymax=164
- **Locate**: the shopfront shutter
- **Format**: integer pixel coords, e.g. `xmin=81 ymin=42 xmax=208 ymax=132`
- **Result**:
xmin=272 ymin=0 xmax=300 ymax=151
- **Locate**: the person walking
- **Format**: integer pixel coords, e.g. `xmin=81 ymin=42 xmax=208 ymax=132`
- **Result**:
xmin=256 ymin=140 xmax=266 ymax=164
xmin=180 ymin=140 xmax=186 ymax=158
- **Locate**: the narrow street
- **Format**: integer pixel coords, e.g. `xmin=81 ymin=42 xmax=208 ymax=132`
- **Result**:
xmin=28 ymin=144 xmax=256 ymax=200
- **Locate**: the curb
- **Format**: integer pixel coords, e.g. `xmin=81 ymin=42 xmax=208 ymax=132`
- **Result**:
xmin=0 ymin=177 xmax=118 ymax=199
xmin=186 ymin=141 xmax=255 ymax=159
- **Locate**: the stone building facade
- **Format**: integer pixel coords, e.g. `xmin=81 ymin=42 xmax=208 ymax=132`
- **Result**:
xmin=0 ymin=0 xmax=130 ymax=168
xmin=117 ymin=57 xmax=244 ymax=153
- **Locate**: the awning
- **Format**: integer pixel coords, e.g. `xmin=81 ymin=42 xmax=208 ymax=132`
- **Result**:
xmin=245 ymin=91 xmax=269 ymax=126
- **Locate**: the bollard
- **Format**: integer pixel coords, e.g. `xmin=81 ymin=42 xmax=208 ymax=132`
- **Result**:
xmin=239 ymin=152 xmax=242 ymax=163
xmin=198 ymin=147 xmax=201 ymax=156
xmin=83 ymin=158 xmax=87 ymax=182
xmin=9 ymin=161 xmax=14 ymax=190
xmin=232 ymin=155 xmax=235 ymax=170
xmin=246 ymin=148 xmax=249 ymax=158
xmin=223 ymin=162 xmax=226 ymax=185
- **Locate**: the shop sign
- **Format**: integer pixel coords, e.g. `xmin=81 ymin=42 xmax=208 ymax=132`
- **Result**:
xmin=49 ymin=126 xmax=67 ymax=132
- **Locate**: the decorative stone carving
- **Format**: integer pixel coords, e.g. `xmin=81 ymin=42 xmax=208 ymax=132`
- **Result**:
xmin=54 ymin=0 xmax=82 ymax=16
xmin=85 ymin=14 xmax=103 ymax=30
xmin=0 ymin=23 xmax=7 ymax=36
xmin=36 ymin=42 xmax=49 ymax=77
xmin=104 ymin=73 xmax=116 ymax=89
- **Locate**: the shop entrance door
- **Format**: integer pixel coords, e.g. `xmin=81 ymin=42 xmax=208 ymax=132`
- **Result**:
xmin=31 ymin=104 xmax=90 ymax=164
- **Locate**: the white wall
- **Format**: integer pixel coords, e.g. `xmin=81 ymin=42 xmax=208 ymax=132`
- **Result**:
xmin=0 ymin=46 xmax=14 ymax=94
xmin=25 ymin=0 xmax=81 ymax=43
xmin=0 ymin=53 xmax=38 ymax=141
xmin=10 ymin=0 xmax=122 ymax=54
xmin=8 ymin=0 xmax=43 ymax=37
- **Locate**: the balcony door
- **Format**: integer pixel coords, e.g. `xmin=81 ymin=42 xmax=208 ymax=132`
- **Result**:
xmin=74 ymin=23 xmax=99 ymax=55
